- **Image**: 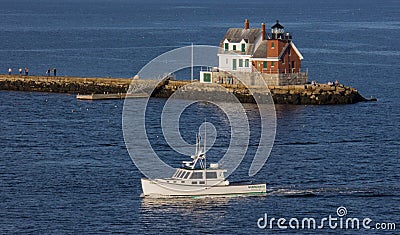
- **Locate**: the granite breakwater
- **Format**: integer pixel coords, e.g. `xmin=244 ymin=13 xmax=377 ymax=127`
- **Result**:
xmin=0 ymin=75 xmax=367 ymax=105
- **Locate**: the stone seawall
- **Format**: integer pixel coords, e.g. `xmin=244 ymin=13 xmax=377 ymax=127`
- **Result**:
xmin=0 ymin=75 xmax=131 ymax=94
xmin=0 ymin=75 xmax=366 ymax=104
xmin=157 ymin=80 xmax=366 ymax=105
xmin=268 ymin=84 xmax=366 ymax=105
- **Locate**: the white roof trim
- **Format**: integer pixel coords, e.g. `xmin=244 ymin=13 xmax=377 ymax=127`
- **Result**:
xmin=278 ymin=43 xmax=290 ymax=59
xmin=217 ymin=54 xmax=252 ymax=58
xmin=290 ymin=42 xmax=304 ymax=60
xmin=250 ymin=58 xmax=279 ymax=61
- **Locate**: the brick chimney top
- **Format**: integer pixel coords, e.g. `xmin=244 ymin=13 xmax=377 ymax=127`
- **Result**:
xmin=244 ymin=19 xmax=249 ymax=29
xmin=261 ymin=23 xmax=266 ymax=40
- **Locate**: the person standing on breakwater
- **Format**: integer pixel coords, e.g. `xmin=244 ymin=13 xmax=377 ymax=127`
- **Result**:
xmin=53 ymin=68 xmax=57 ymax=76
xmin=8 ymin=68 xmax=12 ymax=75
xmin=334 ymin=79 xmax=339 ymax=86
xmin=46 ymin=69 xmax=51 ymax=76
xmin=24 ymin=67 xmax=29 ymax=76
xmin=18 ymin=68 xmax=22 ymax=76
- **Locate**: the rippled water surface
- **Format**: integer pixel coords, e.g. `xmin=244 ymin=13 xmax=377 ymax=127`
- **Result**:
xmin=0 ymin=0 xmax=399 ymax=234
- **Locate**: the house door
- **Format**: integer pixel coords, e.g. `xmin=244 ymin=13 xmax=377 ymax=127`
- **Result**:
xmin=232 ymin=59 xmax=237 ymax=70
xmin=203 ymin=73 xmax=211 ymax=83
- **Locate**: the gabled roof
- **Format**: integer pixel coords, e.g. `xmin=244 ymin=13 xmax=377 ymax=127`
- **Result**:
xmin=252 ymin=40 xmax=268 ymax=58
xmin=219 ymin=28 xmax=261 ymax=45
xmin=251 ymin=41 xmax=304 ymax=60
xmin=289 ymin=42 xmax=304 ymax=60
xmin=278 ymin=43 xmax=290 ymax=58
xmin=275 ymin=42 xmax=304 ymax=60
xmin=219 ymin=28 xmax=261 ymax=55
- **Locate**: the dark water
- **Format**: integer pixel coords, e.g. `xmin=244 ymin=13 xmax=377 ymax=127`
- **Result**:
xmin=1 ymin=0 xmax=399 ymax=234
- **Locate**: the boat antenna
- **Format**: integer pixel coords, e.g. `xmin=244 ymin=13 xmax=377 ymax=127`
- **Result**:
xmin=196 ymin=133 xmax=199 ymax=156
xmin=204 ymin=119 xmax=206 ymax=170
xmin=204 ymin=119 xmax=207 ymax=183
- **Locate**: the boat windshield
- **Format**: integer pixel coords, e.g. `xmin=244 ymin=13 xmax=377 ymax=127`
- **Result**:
xmin=183 ymin=171 xmax=191 ymax=179
xmin=190 ymin=172 xmax=203 ymax=179
xmin=206 ymin=171 xmax=218 ymax=179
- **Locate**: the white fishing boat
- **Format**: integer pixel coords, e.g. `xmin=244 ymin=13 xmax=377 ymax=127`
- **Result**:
xmin=141 ymin=134 xmax=266 ymax=198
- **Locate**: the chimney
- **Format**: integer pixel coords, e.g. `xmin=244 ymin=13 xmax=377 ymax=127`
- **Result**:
xmin=244 ymin=19 xmax=249 ymax=29
xmin=261 ymin=23 xmax=266 ymax=40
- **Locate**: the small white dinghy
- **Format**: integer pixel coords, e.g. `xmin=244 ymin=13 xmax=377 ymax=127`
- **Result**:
xmin=141 ymin=134 xmax=266 ymax=198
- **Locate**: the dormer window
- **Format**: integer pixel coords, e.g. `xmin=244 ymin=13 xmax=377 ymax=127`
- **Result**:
xmin=241 ymin=43 xmax=245 ymax=52
xmin=233 ymin=45 xmax=237 ymax=51
xmin=224 ymin=43 xmax=228 ymax=51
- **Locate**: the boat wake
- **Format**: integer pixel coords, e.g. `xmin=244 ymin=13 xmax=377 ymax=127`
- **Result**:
xmin=266 ymin=187 xmax=398 ymax=198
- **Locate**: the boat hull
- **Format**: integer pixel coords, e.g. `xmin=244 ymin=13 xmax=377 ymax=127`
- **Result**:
xmin=141 ymin=178 xmax=266 ymax=198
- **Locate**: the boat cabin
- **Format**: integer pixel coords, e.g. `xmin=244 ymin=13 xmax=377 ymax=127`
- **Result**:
xmin=170 ymin=168 xmax=227 ymax=185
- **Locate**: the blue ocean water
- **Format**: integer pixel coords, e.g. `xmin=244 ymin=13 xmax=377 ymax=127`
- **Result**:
xmin=0 ymin=0 xmax=399 ymax=234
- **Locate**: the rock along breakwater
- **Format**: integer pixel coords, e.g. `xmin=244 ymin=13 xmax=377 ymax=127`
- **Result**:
xmin=0 ymin=75 xmax=367 ymax=105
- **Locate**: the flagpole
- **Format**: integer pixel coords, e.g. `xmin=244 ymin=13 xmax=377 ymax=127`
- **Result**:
xmin=191 ymin=43 xmax=194 ymax=82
